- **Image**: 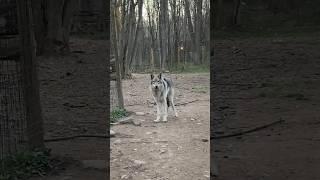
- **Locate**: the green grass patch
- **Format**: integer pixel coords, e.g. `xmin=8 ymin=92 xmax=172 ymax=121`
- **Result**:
xmin=0 ymin=149 xmax=54 ymax=180
xmin=110 ymin=107 xmax=128 ymax=123
xmin=191 ymin=86 xmax=208 ymax=93
xmin=170 ymin=63 xmax=210 ymax=73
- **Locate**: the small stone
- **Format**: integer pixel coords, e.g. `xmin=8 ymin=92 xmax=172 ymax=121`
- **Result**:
xmin=133 ymin=160 xmax=146 ymax=167
xmin=191 ymin=118 xmax=195 ymax=121
xmin=146 ymin=132 xmax=152 ymax=135
xmin=135 ymin=112 xmax=145 ymax=116
xmin=160 ymin=149 xmax=167 ymax=154
xmin=133 ymin=119 xmax=141 ymax=126
xmin=110 ymin=130 xmax=116 ymax=136
xmin=114 ymin=139 xmax=121 ymax=144
xmin=120 ymin=174 xmax=131 ymax=179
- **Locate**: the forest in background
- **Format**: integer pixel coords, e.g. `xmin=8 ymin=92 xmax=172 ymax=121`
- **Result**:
xmin=111 ymin=0 xmax=210 ymax=78
xmin=213 ymin=0 xmax=320 ymax=37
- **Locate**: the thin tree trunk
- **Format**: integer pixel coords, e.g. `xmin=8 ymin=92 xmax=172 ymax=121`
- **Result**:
xmin=184 ymin=0 xmax=196 ymax=63
xmin=233 ymin=0 xmax=241 ymax=25
xmin=17 ymin=0 xmax=44 ymax=149
xmin=111 ymin=1 xmax=124 ymax=108
xmin=171 ymin=0 xmax=178 ymax=68
xmin=31 ymin=0 xmax=78 ymax=55
xmin=195 ymin=0 xmax=203 ymax=64
xmin=61 ymin=0 xmax=78 ymax=52
xmin=128 ymin=0 xmax=143 ymax=68
xmin=159 ymin=0 xmax=168 ymax=70
xmin=31 ymin=0 xmax=46 ymax=55
xmin=213 ymin=0 xmax=224 ymax=28
xmin=147 ymin=3 xmax=156 ymax=70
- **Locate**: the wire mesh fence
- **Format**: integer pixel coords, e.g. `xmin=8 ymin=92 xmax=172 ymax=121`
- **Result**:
xmin=0 ymin=55 xmax=27 ymax=160
xmin=0 ymin=0 xmax=28 ymax=160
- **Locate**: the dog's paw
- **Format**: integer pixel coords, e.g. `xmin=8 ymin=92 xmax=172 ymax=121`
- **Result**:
xmin=174 ymin=113 xmax=178 ymax=117
xmin=162 ymin=118 xmax=168 ymax=122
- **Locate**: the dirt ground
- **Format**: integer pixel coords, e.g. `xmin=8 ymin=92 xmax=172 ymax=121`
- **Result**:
xmin=110 ymin=73 xmax=210 ymax=180
xmin=213 ymin=35 xmax=320 ymax=179
xmin=31 ymin=38 xmax=108 ymax=180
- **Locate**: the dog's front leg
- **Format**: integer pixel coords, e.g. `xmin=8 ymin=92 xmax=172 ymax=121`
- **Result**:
xmin=154 ymin=101 xmax=161 ymax=122
xmin=162 ymin=98 xmax=168 ymax=122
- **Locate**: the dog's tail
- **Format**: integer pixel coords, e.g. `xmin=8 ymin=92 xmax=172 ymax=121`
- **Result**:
xmin=167 ymin=97 xmax=170 ymax=108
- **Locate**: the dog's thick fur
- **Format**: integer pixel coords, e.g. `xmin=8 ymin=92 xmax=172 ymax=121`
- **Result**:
xmin=150 ymin=73 xmax=178 ymax=122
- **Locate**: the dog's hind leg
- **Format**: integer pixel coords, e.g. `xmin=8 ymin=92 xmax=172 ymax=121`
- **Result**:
xmin=170 ymin=89 xmax=178 ymax=117
xmin=171 ymin=98 xmax=178 ymax=117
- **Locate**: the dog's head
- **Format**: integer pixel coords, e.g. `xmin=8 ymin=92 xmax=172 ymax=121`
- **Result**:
xmin=150 ymin=73 xmax=164 ymax=91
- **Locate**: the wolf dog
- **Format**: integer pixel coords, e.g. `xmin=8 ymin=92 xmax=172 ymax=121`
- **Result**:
xmin=150 ymin=73 xmax=178 ymax=122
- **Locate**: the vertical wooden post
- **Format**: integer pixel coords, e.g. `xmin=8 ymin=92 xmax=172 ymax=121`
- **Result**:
xmin=16 ymin=0 xmax=44 ymax=149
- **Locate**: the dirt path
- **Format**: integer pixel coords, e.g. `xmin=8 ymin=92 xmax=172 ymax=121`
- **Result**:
xmin=111 ymin=73 xmax=210 ymax=180
xmin=213 ymin=36 xmax=320 ymax=179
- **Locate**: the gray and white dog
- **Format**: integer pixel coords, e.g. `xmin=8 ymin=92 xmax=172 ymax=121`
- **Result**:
xmin=150 ymin=73 xmax=178 ymax=122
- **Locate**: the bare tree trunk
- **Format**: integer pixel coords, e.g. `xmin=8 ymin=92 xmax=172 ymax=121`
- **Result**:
xmin=213 ymin=0 xmax=224 ymax=28
xmin=147 ymin=3 xmax=156 ymax=70
xmin=150 ymin=47 xmax=155 ymax=69
xmin=17 ymin=0 xmax=44 ymax=149
xmin=31 ymin=0 xmax=46 ymax=55
xmin=128 ymin=0 xmax=143 ymax=69
xmin=61 ymin=0 xmax=78 ymax=52
xmin=184 ymin=0 xmax=195 ymax=63
xmin=170 ymin=0 xmax=178 ymax=68
xmin=159 ymin=0 xmax=168 ymax=70
xmin=195 ymin=0 xmax=203 ymax=64
xmin=233 ymin=0 xmax=241 ymax=25
xmin=32 ymin=0 xmax=78 ymax=55
xmin=111 ymin=0 xmax=124 ymax=109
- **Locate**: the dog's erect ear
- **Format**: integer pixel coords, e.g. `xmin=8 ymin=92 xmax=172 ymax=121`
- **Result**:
xmin=158 ymin=72 xmax=162 ymax=79
xmin=150 ymin=73 xmax=154 ymax=80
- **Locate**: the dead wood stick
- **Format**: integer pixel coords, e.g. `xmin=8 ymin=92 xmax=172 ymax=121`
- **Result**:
xmin=44 ymin=133 xmax=133 ymax=142
xmin=44 ymin=135 xmax=109 ymax=142
xmin=212 ymin=119 xmax=284 ymax=140
xmin=129 ymin=140 xmax=169 ymax=144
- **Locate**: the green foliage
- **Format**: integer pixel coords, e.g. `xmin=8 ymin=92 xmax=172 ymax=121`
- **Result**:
xmin=191 ymin=86 xmax=208 ymax=93
xmin=111 ymin=107 xmax=128 ymax=123
xmin=170 ymin=63 xmax=210 ymax=73
xmin=0 ymin=149 xmax=52 ymax=180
